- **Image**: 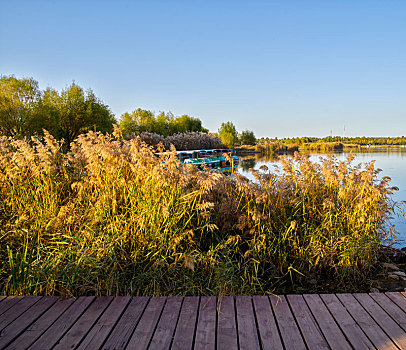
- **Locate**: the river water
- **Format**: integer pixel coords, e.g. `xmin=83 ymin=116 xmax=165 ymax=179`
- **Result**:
xmin=238 ymin=148 xmax=406 ymax=248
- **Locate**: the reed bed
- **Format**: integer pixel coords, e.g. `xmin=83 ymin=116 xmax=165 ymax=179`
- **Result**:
xmin=0 ymin=127 xmax=399 ymax=296
xmin=138 ymin=131 xmax=224 ymax=150
xmin=256 ymin=140 xmax=299 ymax=154
xmin=301 ymin=141 xmax=344 ymax=151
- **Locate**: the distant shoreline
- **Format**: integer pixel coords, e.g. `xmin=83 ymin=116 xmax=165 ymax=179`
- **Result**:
xmin=236 ymin=143 xmax=406 ymax=156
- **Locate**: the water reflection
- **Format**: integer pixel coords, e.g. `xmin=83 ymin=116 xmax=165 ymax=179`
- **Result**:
xmin=238 ymin=152 xmax=286 ymax=171
xmin=239 ymin=157 xmax=257 ymax=172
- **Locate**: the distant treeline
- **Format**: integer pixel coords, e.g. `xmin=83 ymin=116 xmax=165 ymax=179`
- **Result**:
xmin=0 ymin=75 xmax=215 ymax=149
xmin=262 ymin=136 xmax=406 ymax=146
xmin=119 ymin=114 xmax=257 ymax=149
xmin=1 ymin=75 xmax=258 ymax=151
xmin=0 ymin=75 xmax=115 ymax=146
xmin=119 ymin=109 xmax=208 ymax=138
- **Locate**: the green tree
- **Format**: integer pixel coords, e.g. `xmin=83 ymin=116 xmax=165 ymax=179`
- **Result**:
xmin=239 ymin=130 xmax=256 ymax=145
xmin=42 ymin=83 xmax=115 ymax=146
xmin=0 ymin=75 xmax=43 ymax=137
xmin=172 ymin=115 xmax=202 ymax=134
xmin=119 ymin=109 xmax=207 ymax=138
xmin=218 ymin=121 xmax=238 ymax=148
xmin=119 ymin=112 xmax=136 ymax=138
xmin=155 ymin=111 xmax=171 ymax=136
xmin=137 ymin=109 xmax=156 ymax=132
xmin=86 ymin=90 xmax=116 ymax=134
xmin=119 ymin=108 xmax=155 ymax=138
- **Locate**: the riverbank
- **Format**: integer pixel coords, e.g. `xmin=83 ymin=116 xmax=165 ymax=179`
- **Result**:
xmin=0 ymin=130 xmax=402 ymax=296
xmin=236 ymin=142 xmax=406 ymax=156
xmin=368 ymin=246 xmax=406 ymax=293
xmin=236 ymin=141 xmax=298 ymax=156
xmin=299 ymin=142 xmax=361 ymax=151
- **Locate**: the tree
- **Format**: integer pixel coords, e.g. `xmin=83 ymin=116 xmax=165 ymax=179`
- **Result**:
xmin=119 ymin=109 xmax=207 ymax=138
xmin=42 ymin=83 xmax=115 ymax=146
xmin=155 ymin=111 xmax=171 ymax=136
xmin=119 ymin=108 xmax=155 ymax=138
xmin=119 ymin=112 xmax=137 ymax=138
xmin=0 ymin=75 xmax=43 ymax=137
xmin=86 ymin=90 xmax=116 ymax=134
xmin=218 ymin=121 xmax=238 ymax=148
xmin=239 ymin=130 xmax=256 ymax=145
xmin=172 ymin=115 xmax=202 ymax=134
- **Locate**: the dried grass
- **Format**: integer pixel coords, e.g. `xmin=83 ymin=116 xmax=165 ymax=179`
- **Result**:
xmin=137 ymin=131 xmax=224 ymax=150
xmin=0 ymin=127 xmax=400 ymax=296
xmin=256 ymin=140 xmax=298 ymax=154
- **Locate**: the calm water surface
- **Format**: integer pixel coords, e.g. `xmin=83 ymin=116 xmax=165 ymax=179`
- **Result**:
xmin=238 ymin=148 xmax=406 ymax=247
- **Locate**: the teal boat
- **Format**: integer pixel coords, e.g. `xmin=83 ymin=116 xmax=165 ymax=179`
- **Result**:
xmin=181 ymin=149 xmax=239 ymax=172
xmin=156 ymin=149 xmax=239 ymax=172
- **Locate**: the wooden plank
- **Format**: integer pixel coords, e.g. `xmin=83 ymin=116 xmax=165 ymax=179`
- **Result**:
xmin=0 ymin=296 xmax=57 ymax=349
xmin=3 ymin=294 xmax=406 ymax=350
xmin=29 ymin=296 xmax=95 ymax=350
xmin=0 ymin=297 xmax=22 ymax=317
xmin=76 ymin=296 xmax=131 ymax=350
xmin=287 ymin=295 xmax=329 ymax=349
xmin=194 ymin=296 xmax=216 ymax=350
xmin=126 ymin=296 xmax=166 ymax=350
xmin=386 ymin=292 xmax=406 ymax=314
xmin=269 ymin=295 xmax=306 ymax=350
xmin=337 ymin=293 xmax=397 ymax=350
xmin=320 ymin=294 xmax=374 ymax=349
xmin=171 ymin=296 xmax=200 ymax=350
xmin=6 ymin=298 xmax=75 ymax=350
xmin=217 ymin=296 xmax=238 ymax=350
xmin=102 ymin=296 xmax=149 ymax=350
xmin=370 ymin=293 xmax=406 ymax=331
xmin=148 ymin=297 xmax=183 ymax=350
xmin=52 ymin=296 xmax=113 ymax=350
xmin=354 ymin=293 xmax=406 ymax=349
xmin=304 ymin=294 xmax=351 ymax=350
xmin=0 ymin=296 xmax=41 ymax=331
xmin=235 ymin=296 xmax=260 ymax=350
xmin=252 ymin=295 xmax=283 ymax=350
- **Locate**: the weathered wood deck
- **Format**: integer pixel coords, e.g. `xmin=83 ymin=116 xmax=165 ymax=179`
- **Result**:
xmin=0 ymin=293 xmax=405 ymax=349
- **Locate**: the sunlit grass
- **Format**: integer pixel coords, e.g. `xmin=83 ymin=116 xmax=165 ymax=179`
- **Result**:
xmin=0 ymin=127 xmax=400 ymax=296
xmin=300 ymin=141 xmax=344 ymax=151
xmin=255 ymin=140 xmax=298 ymax=154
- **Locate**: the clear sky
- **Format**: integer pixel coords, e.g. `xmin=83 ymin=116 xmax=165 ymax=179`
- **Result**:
xmin=1 ymin=0 xmax=405 ymax=138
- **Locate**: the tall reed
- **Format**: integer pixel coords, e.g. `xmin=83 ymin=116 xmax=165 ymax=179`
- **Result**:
xmin=0 ymin=127 xmax=399 ymax=296
xmin=256 ymin=140 xmax=298 ymax=154
xmin=301 ymin=142 xmax=344 ymax=151
xmin=137 ymin=131 xmax=224 ymax=150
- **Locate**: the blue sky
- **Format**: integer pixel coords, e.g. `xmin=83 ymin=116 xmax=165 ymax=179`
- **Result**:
xmin=1 ymin=0 xmax=405 ymax=138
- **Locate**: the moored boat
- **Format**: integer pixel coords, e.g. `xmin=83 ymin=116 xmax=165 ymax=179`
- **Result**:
xmin=179 ymin=149 xmax=239 ymax=172
xmin=156 ymin=149 xmax=238 ymax=172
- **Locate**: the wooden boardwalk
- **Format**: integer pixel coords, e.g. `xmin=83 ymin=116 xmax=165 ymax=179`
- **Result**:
xmin=0 ymin=293 xmax=405 ymax=349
